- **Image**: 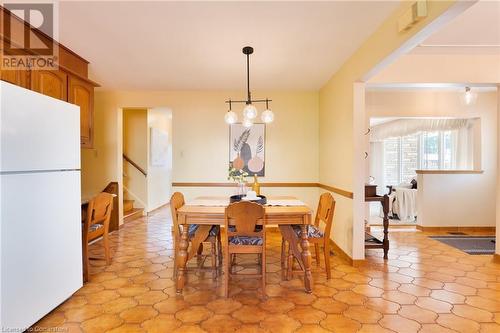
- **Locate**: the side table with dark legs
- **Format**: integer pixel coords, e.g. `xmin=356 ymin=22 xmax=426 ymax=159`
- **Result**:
xmin=365 ymin=184 xmax=390 ymax=259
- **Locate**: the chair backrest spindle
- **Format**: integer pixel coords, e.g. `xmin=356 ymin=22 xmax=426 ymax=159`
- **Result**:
xmin=170 ymin=192 xmax=185 ymax=241
xmin=315 ymin=192 xmax=335 ymax=239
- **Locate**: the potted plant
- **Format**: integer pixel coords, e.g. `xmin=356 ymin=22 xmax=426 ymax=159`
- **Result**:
xmin=228 ymin=162 xmax=249 ymax=195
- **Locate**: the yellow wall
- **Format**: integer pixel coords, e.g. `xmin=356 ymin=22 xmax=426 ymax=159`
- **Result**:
xmin=123 ymin=108 xmax=148 ymax=209
xmin=81 ymin=92 xmax=121 ymax=199
xmin=81 ymin=90 xmax=320 ymax=217
xmin=318 ymin=0 xmax=467 ymax=259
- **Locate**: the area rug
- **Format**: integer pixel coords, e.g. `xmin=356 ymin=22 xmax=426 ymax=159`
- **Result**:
xmin=429 ymin=235 xmax=496 ymax=255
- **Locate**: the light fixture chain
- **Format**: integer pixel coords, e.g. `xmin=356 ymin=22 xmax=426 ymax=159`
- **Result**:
xmin=246 ymin=52 xmax=251 ymax=104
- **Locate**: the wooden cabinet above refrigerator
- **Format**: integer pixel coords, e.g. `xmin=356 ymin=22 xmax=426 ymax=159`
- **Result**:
xmin=0 ymin=6 xmax=99 ymax=148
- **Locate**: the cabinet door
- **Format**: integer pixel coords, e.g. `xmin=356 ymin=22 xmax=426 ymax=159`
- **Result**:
xmin=68 ymin=76 xmax=94 ymax=148
xmin=0 ymin=52 xmax=30 ymax=88
xmin=0 ymin=68 xmax=30 ymax=88
xmin=31 ymin=69 xmax=67 ymax=101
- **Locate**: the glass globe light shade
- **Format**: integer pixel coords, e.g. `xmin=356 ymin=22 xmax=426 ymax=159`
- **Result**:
xmin=463 ymin=87 xmax=477 ymax=105
xmin=242 ymin=117 xmax=253 ymax=128
xmin=224 ymin=110 xmax=238 ymax=124
xmin=261 ymin=109 xmax=274 ymax=123
xmin=243 ymin=104 xmax=258 ymax=119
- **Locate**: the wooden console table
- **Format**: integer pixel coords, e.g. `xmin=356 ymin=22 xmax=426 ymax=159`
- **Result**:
xmin=365 ymin=185 xmax=390 ymax=259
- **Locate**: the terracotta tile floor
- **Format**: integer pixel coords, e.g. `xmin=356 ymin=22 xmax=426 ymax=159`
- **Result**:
xmin=33 ymin=206 xmax=500 ymax=332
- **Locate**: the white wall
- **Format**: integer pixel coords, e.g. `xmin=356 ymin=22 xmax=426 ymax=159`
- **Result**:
xmin=366 ymin=89 xmax=498 ymax=227
xmin=147 ymin=108 xmax=173 ymax=212
xmin=418 ymin=172 xmax=495 ymax=227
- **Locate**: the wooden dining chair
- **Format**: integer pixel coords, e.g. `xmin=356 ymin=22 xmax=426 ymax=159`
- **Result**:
xmin=170 ymin=192 xmax=221 ymax=280
xmin=82 ymin=192 xmax=114 ymax=282
xmin=282 ymin=192 xmax=335 ymax=279
xmin=223 ymin=201 xmax=266 ymax=297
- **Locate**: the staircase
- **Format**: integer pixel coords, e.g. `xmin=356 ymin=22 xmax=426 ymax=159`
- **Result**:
xmin=123 ymin=199 xmax=144 ymax=223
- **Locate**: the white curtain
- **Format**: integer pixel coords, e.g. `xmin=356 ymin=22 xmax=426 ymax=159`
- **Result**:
xmin=370 ymin=118 xmax=471 ymax=142
xmin=453 ymin=126 xmax=473 ymax=170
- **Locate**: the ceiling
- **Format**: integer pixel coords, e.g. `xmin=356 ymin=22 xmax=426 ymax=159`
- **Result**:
xmin=412 ymin=0 xmax=500 ymax=54
xmin=58 ymin=1 xmax=399 ymax=91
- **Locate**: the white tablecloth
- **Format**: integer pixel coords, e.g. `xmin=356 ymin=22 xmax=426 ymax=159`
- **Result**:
xmin=266 ymin=199 xmax=306 ymax=206
xmin=187 ymin=198 xmax=306 ymax=207
xmin=187 ymin=198 xmax=229 ymax=206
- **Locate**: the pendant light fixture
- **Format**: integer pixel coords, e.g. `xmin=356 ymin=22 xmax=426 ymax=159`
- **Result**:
xmin=224 ymin=46 xmax=274 ymax=126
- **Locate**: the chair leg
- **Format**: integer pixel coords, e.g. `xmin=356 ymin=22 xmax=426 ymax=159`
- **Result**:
xmin=173 ymin=252 xmax=178 ymax=280
xmin=82 ymin=241 xmax=89 ymax=282
xmin=217 ymin=232 xmax=223 ymax=267
xmin=83 ymin=256 xmax=89 ymax=282
xmin=219 ymin=240 xmax=223 ymax=276
xmin=281 ymin=238 xmax=286 ymax=278
xmin=231 ymin=254 xmax=236 ymax=274
xmin=211 ymin=241 xmax=217 ymax=279
xmin=261 ymin=250 xmax=266 ymax=297
xmin=314 ymin=243 xmax=321 ymax=267
xmin=287 ymin=243 xmax=293 ymax=281
xmin=324 ymin=240 xmax=332 ymax=279
xmin=103 ymin=233 xmax=111 ymax=265
xmin=172 ymin=237 xmax=177 ymax=279
xmin=223 ymin=249 xmax=230 ymax=298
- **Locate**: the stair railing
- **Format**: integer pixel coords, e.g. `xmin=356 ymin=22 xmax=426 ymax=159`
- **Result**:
xmin=123 ymin=154 xmax=147 ymax=177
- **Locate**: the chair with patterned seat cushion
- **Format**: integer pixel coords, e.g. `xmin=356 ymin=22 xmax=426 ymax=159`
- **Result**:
xmin=223 ymin=201 xmax=266 ymax=297
xmin=82 ymin=192 xmax=114 ymax=282
xmin=282 ymin=192 xmax=335 ymax=279
xmin=228 ymin=224 xmax=263 ymax=265
xmin=170 ymin=192 xmax=222 ymax=280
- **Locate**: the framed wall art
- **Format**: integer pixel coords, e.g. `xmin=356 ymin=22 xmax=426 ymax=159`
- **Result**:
xmin=229 ymin=123 xmax=265 ymax=176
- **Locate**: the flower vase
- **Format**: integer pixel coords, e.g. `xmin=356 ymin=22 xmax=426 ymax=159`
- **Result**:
xmin=237 ymin=183 xmax=247 ymax=196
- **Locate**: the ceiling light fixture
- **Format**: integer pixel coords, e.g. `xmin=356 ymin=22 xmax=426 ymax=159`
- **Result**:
xmin=224 ymin=46 xmax=274 ymax=126
xmin=463 ymin=86 xmax=477 ymax=105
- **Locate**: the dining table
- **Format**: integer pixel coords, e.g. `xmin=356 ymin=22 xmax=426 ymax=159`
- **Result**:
xmin=175 ymin=196 xmax=314 ymax=294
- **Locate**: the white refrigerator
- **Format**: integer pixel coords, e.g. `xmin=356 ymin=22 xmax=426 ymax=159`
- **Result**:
xmin=0 ymin=81 xmax=83 ymax=330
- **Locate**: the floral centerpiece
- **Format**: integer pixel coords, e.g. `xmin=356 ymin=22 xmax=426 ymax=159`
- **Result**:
xmin=228 ymin=162 xmax=248 ymax=195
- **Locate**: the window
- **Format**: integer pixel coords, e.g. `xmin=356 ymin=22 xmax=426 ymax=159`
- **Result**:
xmin=421 ymin=131 xmax=456 ymax=170
xmin=383 ymin=130 xmax=457 ymax=185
